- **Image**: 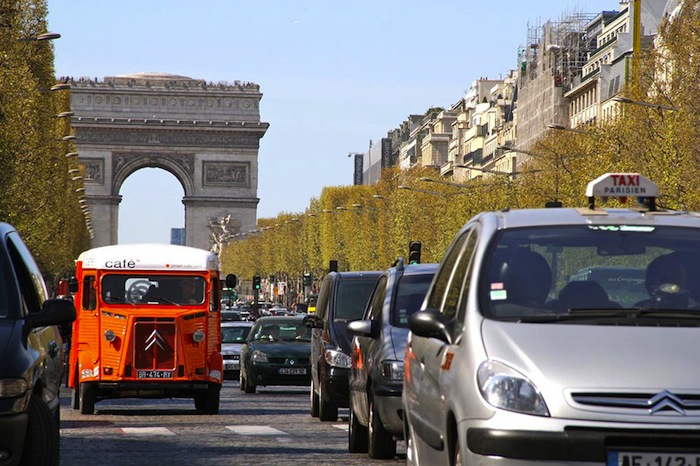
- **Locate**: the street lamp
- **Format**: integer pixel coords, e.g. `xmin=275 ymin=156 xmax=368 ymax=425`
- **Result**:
xmin=611 ymin=95 xmax=679 ymax=112
xmin=398 ymin=185 xmax=457 ymax=197
xmin=50 ymin=83 xmax=71 ymax=91
xmin=547 ymin=124 xmax=591 ymax=135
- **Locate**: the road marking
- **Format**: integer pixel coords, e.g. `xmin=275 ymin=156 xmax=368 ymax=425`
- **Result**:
xmin=121 ymin=427 xmax=176 ymax=436
xmin=333 ymin=424 xmax=348 ymax=431
xmin=226 ymin=425 xmax=288 ymax=435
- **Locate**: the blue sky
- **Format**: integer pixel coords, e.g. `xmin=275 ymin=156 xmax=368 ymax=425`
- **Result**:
xmin=47 ymin=0 xmax=616 ymax=244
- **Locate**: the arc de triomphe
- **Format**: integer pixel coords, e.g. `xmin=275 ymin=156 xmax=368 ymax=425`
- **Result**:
xmin=69 ymin=72 xmax=269 ymax=251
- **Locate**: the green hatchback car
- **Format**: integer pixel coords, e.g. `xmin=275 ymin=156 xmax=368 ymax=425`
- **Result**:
xmin=239 ymin=316 xmax=311 ymax=393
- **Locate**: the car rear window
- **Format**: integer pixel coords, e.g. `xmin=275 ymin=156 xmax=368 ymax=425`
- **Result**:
xmin=392 ymin=274 xmax=434 ymax=327
xmin=334 ymin=279 xmax=378 ymax=321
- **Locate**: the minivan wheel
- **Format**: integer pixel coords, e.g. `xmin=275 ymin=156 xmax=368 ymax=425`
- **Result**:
xmin=348 ymin=405 xmax=368 ymax=453
xmin=310 ymin=377 xmax=320 ymax=417
xmin=368 ymin=391 xmax=396 ymax=459
xmin=79 ymin=382 xmax=96 ymax=415
xmin=20 ymin=393 xmax=59 ymax=466
xmin=318 ymin=380 xmax=338 ymax=422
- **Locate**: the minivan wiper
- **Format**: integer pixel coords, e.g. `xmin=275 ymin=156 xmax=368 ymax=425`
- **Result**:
xmin=518 ymin=308 xmax=700 ymax=323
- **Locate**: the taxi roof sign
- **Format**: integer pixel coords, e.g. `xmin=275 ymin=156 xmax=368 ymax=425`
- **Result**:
xmin=585 ymin=173 xmax=659 ymax=210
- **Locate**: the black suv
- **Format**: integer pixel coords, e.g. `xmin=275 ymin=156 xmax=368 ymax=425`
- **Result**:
xmin=304 ymin=270 xmax=381 ymax=421
xmin=347 ymin=259 xmax=438 ymax=458
xmin=0 ymin=223 xmax=76 ymax=466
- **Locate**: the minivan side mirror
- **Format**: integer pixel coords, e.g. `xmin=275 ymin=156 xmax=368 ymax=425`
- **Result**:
xmin=26 ymin=298 xmax=76 ymax=330
xmin=347 ymin=319 xmax=378 ymax=339
xmin=408 ymin=308 xmax=451 ymax=344
xmin=303 ymin=313 xmax=322 ymax=329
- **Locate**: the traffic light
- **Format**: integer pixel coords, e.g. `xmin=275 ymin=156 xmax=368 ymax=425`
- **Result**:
xmin=253 ymin=275 xmax=261 ymax=290
xmin=408 ymin=241 xmax=422 ymax=264
xmin=303 ymin=273 xmax=313 ymax=286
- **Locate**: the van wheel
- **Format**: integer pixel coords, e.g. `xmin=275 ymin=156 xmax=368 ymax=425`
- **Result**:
xmin=79 ymin=382 xmax=96 ymax=415
xmin=368 ymin=391 xmax=396 ymax=459
xmin=203 ymin=384 xmax=220 ymax=414
xmin=20 ymin=393 xmax=59 ymax=466
xmin=310 ymin=377 xmax=319 ymax=417
xmin=71 ymin=369 xmax=80 ymax=410
xmin=348 ymin=405 xmax=368 ymax=453
xmin=318 ymin=380 xmax=338 ymax=422
xmin=71 ymin=388 xmax=80 ymax=410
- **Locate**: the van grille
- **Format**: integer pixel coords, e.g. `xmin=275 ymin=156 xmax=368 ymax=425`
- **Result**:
xmin=133 ymin=319 xmax=176 ymax=370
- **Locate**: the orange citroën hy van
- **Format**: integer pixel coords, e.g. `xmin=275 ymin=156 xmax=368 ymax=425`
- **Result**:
xmin=68 ymin=243 xmax=236 ymax=414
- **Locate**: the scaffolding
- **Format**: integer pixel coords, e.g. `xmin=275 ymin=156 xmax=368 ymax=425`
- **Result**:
xmin=521 ymin=8 xmax=597 ymax=92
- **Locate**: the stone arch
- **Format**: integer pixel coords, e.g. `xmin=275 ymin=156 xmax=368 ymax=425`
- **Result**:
xmin=69 ymin=73 xmax=269 ymax=250
xmin=111 ymin=152 xmax=194 ymax=197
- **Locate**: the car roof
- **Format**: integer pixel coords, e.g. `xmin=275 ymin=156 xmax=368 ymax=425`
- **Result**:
xmin=476 ymin=207 xmax=700 ymax=230
xmin=221 ymin=321 xmax=254 ymax=327
xmin=253 ymin=315 xmax=305 ymax=324
xmin=394 ymin=262 xmax=439 ymax=275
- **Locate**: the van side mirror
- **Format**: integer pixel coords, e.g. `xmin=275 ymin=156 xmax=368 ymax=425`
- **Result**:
xmin=225 ymin=274 xmax=237 ymax=289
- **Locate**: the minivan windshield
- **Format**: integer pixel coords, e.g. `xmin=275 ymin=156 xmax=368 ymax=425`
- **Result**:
xmin=483 ymin=225 xmax=700 ymax=320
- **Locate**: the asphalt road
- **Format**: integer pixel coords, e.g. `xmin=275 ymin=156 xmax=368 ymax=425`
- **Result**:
xmin=59 ymin=380 xmax=406 ymax=466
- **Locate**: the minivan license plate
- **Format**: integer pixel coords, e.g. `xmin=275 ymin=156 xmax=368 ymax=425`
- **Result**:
xmin=608 ymin=451 xmax=700 ymax=466
xmin=279 ymin=368 xmax=306 ymax=375
xmin=137 ymin=370 xmax=173 ymax=379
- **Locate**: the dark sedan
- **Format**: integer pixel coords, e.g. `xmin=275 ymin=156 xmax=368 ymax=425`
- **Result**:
xmin=239 ymin=316 xmax=311 ymax=393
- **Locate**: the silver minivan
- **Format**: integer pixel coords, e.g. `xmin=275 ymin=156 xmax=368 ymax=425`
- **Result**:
xmin=404 ymin=174 xmax=700 ymax=465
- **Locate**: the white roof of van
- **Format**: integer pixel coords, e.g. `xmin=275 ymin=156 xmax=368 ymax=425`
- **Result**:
xmin=77 ymin=243 xmax=219 ymax=272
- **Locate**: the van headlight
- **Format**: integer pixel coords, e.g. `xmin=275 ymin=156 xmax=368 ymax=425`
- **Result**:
xmin=324 ymin=349 xmax=351 ymax=368
xmin=477 ymin=360 xmax=549 ymax=416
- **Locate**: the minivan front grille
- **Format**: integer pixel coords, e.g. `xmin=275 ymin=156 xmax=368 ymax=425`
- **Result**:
xmin=572 ymin=390 xmax=700 ymax=415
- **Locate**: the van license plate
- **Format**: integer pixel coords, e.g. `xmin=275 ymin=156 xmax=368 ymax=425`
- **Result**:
xmin=137 ymin=370 xmax=173 ymax=378
xmin=278 ymin=368 xmax=306 ymax=375
xmin=608 ymin=451 xmax=700 ymax=466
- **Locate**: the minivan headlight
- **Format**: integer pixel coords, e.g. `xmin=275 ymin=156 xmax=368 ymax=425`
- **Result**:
xmin=0 ymin=379 xmax=28 ymax=398
xmin=477 ymin=360 xmax=549 ymax=416
xmin=324 ymin=349 xmax=351 ymax=368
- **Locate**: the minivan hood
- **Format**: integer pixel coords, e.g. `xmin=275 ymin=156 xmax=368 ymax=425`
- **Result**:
xmin=331 ymin=321 xmax=353 ymax=354
xmin=482 ymin=319 xmax=700 ymax=391
xmin=0 ymin=321 xmax=17 ymax=360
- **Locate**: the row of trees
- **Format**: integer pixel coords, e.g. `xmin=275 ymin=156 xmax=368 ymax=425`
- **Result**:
xmin=0 ymin=0 xmax=91 ymax=282
xmin=221 ymin=1 xmax=700 ymax=284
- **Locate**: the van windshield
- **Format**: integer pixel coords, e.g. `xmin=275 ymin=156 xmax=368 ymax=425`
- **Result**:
xmin=483 ymin=225 xmax=700 ymax=320
xmin=102 ymin=274 xmax=206 ymax=306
